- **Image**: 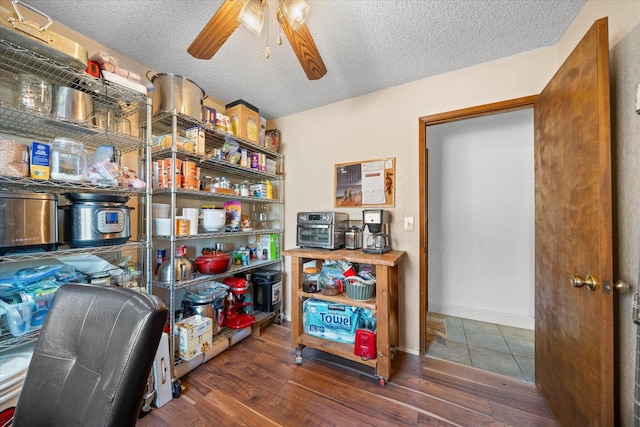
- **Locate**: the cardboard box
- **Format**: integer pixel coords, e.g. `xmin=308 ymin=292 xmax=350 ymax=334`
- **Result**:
xmin=226 ymin=102 xmax=260 ymax=144
xmin=260 ymin=234 xmax=280 ymax=260
xmin=185 ymin=126 xmax=205 ymax=155
xmin=30 ymin=142 xmax=50 ymax=180
xmin=174 ymin=315 xmax=212 ymax=361
xmin=203 ymin=106 xmax=217 ymax=126
xmin=152 ymin=134 xmax=193 ymax=152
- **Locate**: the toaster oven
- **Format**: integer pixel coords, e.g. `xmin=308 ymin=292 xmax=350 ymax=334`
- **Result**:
xmin=0 ymin=191 xmax=58 ymax=255
xmin=296 ymin=212 xmax=348 ymax=250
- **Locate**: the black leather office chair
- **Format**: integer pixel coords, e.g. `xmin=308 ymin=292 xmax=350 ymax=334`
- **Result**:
xmin=11 ymin=284 xmax=168 ymax=427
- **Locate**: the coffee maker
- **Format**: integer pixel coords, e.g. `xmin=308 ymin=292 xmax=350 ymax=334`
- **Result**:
xmin=362 ymin=209 xmax=391 ymax=254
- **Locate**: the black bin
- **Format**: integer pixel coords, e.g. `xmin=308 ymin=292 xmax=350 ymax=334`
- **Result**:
xmin=253 ymin=270 xmax=282 ymax=312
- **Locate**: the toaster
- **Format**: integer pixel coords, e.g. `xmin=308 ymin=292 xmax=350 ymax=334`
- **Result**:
xmin=0 ymin=192 xmax=58 ymax=255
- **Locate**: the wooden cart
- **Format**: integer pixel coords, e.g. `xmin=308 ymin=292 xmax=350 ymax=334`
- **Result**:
xmin=283 ymin=248 xmax=406 ymax=385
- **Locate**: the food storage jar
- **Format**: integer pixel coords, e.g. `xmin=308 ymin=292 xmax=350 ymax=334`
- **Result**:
xmin=240 ymin=181 xmax=250 ymax=197
xmin=16 ymin=73 xmax=51 ymax=112
xmin=320 ymin=275 xmax=342 ymax=296
xmin=303 ymin=267 xmax=320 ymax=293
xmin=50 ymin=138 xmax=88 ymax=182
xmin=219 ymin=176 xmax=230 ymax=189
xmin=201 ymin=176 xmax=214 ymax=191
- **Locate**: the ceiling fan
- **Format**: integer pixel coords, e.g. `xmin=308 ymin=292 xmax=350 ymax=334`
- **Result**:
xmin=188 ymin=0 xmax=327 ymax=80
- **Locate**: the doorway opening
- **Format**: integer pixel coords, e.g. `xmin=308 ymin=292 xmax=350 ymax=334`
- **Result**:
xmin=418 ymin=96 xmax=537 ymax=381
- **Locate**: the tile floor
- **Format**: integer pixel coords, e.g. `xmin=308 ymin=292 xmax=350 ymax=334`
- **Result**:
xmin=425 ymin=313 xmax=535 ymax=383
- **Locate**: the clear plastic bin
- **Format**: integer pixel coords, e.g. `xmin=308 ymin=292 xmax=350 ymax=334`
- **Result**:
xmin=0 ymin=298 xmax=54 ymax=337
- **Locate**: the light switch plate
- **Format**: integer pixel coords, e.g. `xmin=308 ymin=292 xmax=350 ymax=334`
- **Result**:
xmin=403 ymin=216 xmax=414 ymax=231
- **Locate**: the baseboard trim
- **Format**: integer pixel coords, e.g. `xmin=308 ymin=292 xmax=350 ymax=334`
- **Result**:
xmin=428 ymin=303 xmax=534 ymax=330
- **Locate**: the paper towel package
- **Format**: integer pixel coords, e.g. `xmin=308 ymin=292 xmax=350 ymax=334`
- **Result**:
xmin=303 ymin=299 xmax=367 ymax=344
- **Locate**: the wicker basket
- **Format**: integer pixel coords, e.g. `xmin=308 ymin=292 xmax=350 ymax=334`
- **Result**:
xmin=344 ymin=277 xmax=375 ymax=301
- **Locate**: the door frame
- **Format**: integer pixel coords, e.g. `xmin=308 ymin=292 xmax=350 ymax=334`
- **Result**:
xmin=418 ymin=95 xmax=538 ymax=355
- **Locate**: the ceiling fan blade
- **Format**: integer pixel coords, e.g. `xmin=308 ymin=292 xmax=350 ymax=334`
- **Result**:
xmin=188 ymin=0 xmax=243 ymax=59
xmin=277 ymin=9 xmax=327 ymax=80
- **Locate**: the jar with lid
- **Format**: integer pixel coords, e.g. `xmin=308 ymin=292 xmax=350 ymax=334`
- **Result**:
xmin=320 ymin=275 xmax=342 ymax=296
xmin=16 ymin=73 xmax=51 ymax=112
xmin=219 ymin=176 xmax=230 ymax=189
xmin=240 ymin=181 xmax=250 ymax=197
xmin=303 ymin=267 xmax=320 ymax=293
xmin=201 ymin=176 xmax=214 ymax=191
xmin=50 ymin=138 xmax=88 ymax=182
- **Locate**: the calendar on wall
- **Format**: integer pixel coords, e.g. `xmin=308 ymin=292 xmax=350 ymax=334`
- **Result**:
xmin=334 ymin=157 xmax=395 ymax=207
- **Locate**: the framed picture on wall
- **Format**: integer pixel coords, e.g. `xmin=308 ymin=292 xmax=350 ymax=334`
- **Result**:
xmin=334 ymin=157 xmax=395 ymax=207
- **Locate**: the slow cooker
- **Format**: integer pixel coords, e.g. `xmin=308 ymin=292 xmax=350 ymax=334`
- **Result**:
xmin=61 ymin=193 xmax=132 ymax=248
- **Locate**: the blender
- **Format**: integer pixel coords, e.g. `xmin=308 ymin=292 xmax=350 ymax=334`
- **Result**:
xmin=362 ymin=209 xmax=391 ymax=254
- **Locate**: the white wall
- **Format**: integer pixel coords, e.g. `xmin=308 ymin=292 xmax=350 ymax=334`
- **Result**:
xmin=427 ymin=109 xmax=535 ymax=329
xmin=609 ymin=20 xmax=640 ymax=427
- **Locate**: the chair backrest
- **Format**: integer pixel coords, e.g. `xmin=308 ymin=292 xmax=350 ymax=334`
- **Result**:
xmin=12 ymin=284 xmax=168 ymax=427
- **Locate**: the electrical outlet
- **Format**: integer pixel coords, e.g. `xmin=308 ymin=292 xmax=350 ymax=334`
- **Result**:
xmin=403 ymin=216 xmax=414 ymax=231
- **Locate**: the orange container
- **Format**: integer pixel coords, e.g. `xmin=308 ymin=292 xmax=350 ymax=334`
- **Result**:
xmin=181 ymin=176 xmax=196 ymax=190
xmin=176 ymin=218 xmax=190 ymax=236
xmin=163 ymin=158 xmax=182 ymax=176
xmin=182 ymin=160 xmax=197 ymax=178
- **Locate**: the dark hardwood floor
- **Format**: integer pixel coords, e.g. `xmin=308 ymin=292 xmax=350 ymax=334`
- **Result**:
xmin=137 ymin=321 xmax=556 ymax=426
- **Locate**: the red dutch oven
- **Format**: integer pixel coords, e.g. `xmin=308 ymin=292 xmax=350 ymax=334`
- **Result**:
xmin=193 ymin=252 xmax=232 ymax=275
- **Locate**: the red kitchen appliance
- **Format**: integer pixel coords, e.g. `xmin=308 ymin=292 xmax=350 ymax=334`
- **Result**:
xmin=354 ymin=317 xmax=377 ymax=360
xmin=222 ymin=277 xmax=254 ymax=329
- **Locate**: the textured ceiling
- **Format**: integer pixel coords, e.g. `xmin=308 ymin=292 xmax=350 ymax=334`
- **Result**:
xmin=23 ymin=0 xmax=587 ymax=119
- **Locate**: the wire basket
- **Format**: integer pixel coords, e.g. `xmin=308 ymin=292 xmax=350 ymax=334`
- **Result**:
xmin=344 ymin=276 xmax=376 ymax=301
xmin=109 ymin=263 xmax=142 ymax=288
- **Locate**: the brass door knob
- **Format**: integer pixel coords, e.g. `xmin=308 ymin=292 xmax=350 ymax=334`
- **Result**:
xmin=614 ymin=279 xmax=630 ymax=293
xmin=570 ymin=275 xmax=598 ymax=291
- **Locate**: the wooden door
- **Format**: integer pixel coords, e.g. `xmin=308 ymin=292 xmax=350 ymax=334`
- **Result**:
xmin=534 ymin=18 xmax=613 ymax=425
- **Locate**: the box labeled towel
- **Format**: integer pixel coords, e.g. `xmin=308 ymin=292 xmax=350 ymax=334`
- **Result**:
xmin=303 ymin=299 xmax=363 ymax=344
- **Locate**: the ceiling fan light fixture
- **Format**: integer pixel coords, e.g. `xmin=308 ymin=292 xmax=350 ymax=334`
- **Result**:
xmin=280 ymin=0 xmax=309 ymax=30
xmin=238 ymin=0 xmax=266 ymax=36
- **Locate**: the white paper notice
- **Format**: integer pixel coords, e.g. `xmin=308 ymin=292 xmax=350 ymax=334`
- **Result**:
xmin=362 ymin=161 xmax=386 ymax=204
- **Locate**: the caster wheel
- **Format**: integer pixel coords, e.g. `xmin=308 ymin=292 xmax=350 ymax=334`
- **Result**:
xmin=379 ymin=378 xmax=387 ymax=387
xmin=171 ymin=379 xmax=182 ymax=398
xmin=276 ymin=313 xmax=283 ymax=325
xmin=295 ymin=348 xmax=302 ymax=365
xmin=138 ymin=407 xmax=151 ymax=419
xmin=391 ymin=346 xmax=397 ymax=360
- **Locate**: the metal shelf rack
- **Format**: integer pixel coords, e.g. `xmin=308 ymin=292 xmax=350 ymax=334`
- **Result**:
xmin=150 ymin=109 xmax=284 ymax=382
xmin=0 ymin=34 xmax=153 ymax=355
xmin=0 ymin=38 xmax=146 ymax=117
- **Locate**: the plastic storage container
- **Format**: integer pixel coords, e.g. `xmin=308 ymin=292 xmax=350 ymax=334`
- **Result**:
xmin=50 ymin=138 xmax=88 ymax=182
xmin=320 ymin=275 xmax=342 ymax=296
xmin=252 ymin=270 xmax=282 ymax=312
xmin=0 ymin=295 xmax=55 ymax=337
